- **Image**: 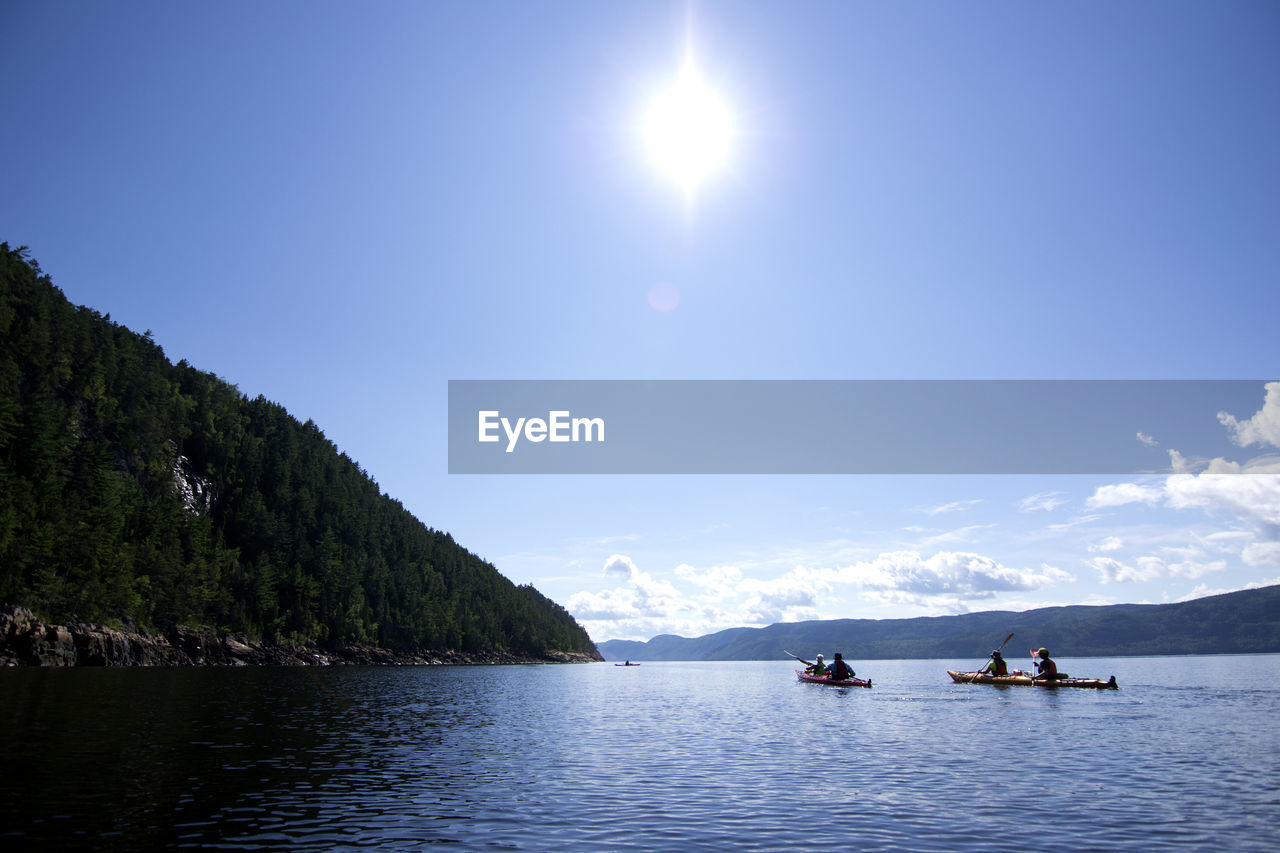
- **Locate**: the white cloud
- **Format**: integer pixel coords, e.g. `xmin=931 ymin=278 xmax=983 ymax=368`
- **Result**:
xmin=1079 ymin=385 xmax=1280 ymax=586
xmin=1176 ymin=578 xmax=1280 ymax=602
xmin=567 ymin=586 xmax=646 ymax=621
xmin=1175 ymin=584 xmax=1234 ymax=603
xmin=857 ymin=588 xmax=976 ymax=614
xmin=736 ymin=575 xmax=824 ymax=624
xmin=839 ymin=558 xmax=1070 ymax=612
xmin=1089 ymin=536 xmax=1124 ymax=553
xmin=1163 ymin=473 xmax=1280 ymax=531
xmin=1048 ymin=513 xmax=1104 ymax=530
xmin=1169 ymin=449 xmax=1280 ymax=476
xmin=823 ymin=550 xmax=1071 ymax=596
xmin=1088 ymin=557 xmax=1148 ymax=584
xmin=597 ymin=533 xmax=641 ymax=545
xmin=729 ymin=550 xmax=1063 ymax=620
xmin=572 ymin=384 xmax=1280 ymax=641
xmin=674 ymin=562 xmax=743 ymax=597
xmin=576 ymin=555 xmax=773 ymax=635
xmin=1204 ymin=530 xmax=1252 ymax=544
xmin=922 ymin=499 xmax=983 ymax=515
xmin=1137 ymin=431 xmax=1159 ymax=448
xmin=1019 ymin=491 xmax=1068 ymax=512
xmin=573 ymin=554 xmax=684 ymax=620
xmin=1218 ymin=381 xmax=1280 ymax=449
xmin=1086 ymin=483 xmax=1163 ymax=508
xmin=1242 ymin=541 xmax=1280 ymax=566
xmin=1089 ymin=554 xmax=1227 ymax=584
xmin=603 ymin=553 xmax=639 ymax=579
xmin=915 ymin=523 xmax=997 ymax=548
xmin=570 ymin=605 xmax=737 ymax=644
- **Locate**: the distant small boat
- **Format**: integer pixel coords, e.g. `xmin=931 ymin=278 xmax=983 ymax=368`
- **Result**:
xmin=796 ymin=669 xmax=871 ymax=688
xmin=615 ymin=662 xmax=641 ymax=666
xmin=948 ymin=670 xmax=1117 ymax=689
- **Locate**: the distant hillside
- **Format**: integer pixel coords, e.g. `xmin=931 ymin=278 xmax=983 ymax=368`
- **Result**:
xmin=598 ymin=585 xmax=1280 ymax=660
xmin=0 ymin=244 xmax=597 ymax=659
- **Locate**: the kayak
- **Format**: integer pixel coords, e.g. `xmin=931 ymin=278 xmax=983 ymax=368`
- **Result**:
xmin=948 ymin=670 xmax=1117 ymax=689
xmin=614 ymin=662 xmax=640 ymax=666
xmin=796 ymin=669 xmax=872 ymax=688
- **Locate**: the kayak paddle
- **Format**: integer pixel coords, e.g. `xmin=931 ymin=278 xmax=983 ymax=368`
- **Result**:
xmin=784 ymin=650 xmax=814 ymax=667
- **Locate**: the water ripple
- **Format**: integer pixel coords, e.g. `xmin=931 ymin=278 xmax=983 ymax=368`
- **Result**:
xmin=2 ymin=658 xmax=1279 ymax=850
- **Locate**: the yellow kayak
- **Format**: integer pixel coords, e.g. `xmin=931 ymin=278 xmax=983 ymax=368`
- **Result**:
xmin=948 ymin=670 xmax=1117 ymax=689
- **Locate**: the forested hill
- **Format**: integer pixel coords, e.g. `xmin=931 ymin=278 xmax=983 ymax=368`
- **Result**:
xmin=597 ymin=584 xmax=1280 ymax=661
xmin=0 ymin=244 xmax=597 ymax=658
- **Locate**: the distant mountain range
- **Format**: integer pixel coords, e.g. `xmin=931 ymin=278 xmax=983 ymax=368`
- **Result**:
xmin=597 ymin=584 xmax=1280 ymax=661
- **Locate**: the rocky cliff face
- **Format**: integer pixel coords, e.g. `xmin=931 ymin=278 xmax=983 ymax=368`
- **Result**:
xmin=0 ymin=605 xmax=601 ymax=667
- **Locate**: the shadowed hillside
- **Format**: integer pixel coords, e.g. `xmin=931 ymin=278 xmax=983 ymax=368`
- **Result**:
xmin=0 ymin=244 xmax=597 ymax=659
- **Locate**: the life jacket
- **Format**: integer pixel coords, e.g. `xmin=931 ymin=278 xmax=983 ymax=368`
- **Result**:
xmin=1036 ymin=658 xmax=1059 ymax=679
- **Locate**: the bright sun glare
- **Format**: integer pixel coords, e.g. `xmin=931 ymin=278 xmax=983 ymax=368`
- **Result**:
xmin=641 ymin=53 xmax=734 ymax=199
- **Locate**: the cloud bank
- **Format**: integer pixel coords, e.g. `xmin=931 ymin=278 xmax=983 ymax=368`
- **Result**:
xmin=1218 ymin=381 xmax=1280 ymax=449
xmin=1086 ymin=384 xmax=1280 ymax=581
xmin=569 ymin=384 xmax=1280 ymax=641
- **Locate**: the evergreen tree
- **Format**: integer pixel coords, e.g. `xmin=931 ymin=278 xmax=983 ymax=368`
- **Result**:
xmin=0 ymin=244 xmax=597 ymax=657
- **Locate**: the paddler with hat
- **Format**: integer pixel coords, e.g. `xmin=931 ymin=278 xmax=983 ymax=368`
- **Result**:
xmin=1031 ymin=647 xmax=1060 ymax=682
xmin=982 ymin=649 xmax=1009 ymax=676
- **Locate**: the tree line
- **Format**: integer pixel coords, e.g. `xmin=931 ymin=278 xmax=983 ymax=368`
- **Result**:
xmin=0 ymin=244 xmax=596 ymax=656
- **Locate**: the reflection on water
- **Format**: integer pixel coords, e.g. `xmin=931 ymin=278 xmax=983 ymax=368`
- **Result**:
xmin=1 ymin=656 xmax=1277 ymax=851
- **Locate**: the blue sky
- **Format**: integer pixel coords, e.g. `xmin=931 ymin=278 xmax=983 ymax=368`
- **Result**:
xmin=4 ymin=2 xmax=1278 ymax=642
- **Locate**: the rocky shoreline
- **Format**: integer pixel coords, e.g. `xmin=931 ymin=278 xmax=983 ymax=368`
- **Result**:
xmin=0 ymin=605 xmax=602 ymax=667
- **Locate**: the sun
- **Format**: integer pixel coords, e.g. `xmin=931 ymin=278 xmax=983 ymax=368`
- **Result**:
xmin=640 ymin=53 xmax=734 ymax=200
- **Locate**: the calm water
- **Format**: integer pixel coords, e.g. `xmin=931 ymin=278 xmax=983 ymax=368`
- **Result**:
xmin=2 ymin=655 xmax=1277 ymax=851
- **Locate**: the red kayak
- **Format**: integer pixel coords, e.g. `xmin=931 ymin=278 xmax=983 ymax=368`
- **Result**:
xmin=796 ymin=669 xmax=872 ymax=688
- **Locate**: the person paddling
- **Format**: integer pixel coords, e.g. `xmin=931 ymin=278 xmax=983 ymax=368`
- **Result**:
xmin=1031 ymin=647 xmax=1060 ymax=682
xmin=806 ymin=653 xmax=828 ymax=676
xmin=828 ymin=652 xmax=855 ymax=681
xmin=982 ymin=649 xmax=1008 ymax=676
